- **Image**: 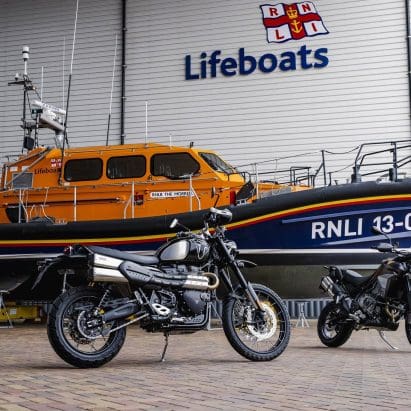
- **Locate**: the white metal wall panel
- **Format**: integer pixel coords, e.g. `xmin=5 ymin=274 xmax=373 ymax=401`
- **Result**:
xmin=0 ymin=0 xmax=410 ymax=184
xmin=125 ymin=0 xmax=411 ymax=183
xmin=0 ymin=0 xmax=121 ymax=159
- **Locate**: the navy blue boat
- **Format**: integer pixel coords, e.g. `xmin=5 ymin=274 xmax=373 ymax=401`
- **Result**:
xmin=2 ymin=176 xmax=411 ymax=300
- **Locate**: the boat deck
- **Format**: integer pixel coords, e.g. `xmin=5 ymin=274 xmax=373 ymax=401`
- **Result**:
xmin=1 ymin=322 xmax=410 ymax=410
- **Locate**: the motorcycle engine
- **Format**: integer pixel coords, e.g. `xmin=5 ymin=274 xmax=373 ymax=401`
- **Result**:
xmin=357 ymin=293 xmax=379 ymax=319
xmin=153 ymin=265 xmax=211 ymax=316
xmin=181 ymin=289 xmax=210 ymax=315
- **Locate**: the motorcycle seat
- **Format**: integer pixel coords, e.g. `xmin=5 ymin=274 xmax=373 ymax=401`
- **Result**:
xmin=88 ymin=245 xmax=159 ymax=266
xmin=341 ymin=269 xmax=371 ymax=286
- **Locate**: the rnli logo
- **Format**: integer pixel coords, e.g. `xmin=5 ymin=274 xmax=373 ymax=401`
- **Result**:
xmin=260 ymin=2 xmax=329 ymax=43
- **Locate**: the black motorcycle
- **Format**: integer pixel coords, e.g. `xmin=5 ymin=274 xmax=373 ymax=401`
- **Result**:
xmin=35 ymin=207 xmax=290 ymax=368
xmin=318 ymin=226 xmax=411 ymax=349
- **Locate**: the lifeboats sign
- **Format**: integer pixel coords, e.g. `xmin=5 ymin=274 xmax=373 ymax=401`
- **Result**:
xmin=260 ymin=2 xmax=329 ymax=43
xmin=184 ymin=1 xmax=329 ymax=80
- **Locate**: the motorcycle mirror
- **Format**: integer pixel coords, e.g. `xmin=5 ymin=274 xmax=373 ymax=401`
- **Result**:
xmin=375 ymin=242 xmax=394 ymax=253
xmin=371 ymin=226 xmax=383 ymax=235
xmin=169 ymin=218 xmax=190 ymax=232
xmin=371 ymin=226 xmax=392 ymax=245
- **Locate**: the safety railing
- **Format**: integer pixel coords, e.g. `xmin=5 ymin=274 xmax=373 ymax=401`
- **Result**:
xmin=351 ymin=140 xmax=411 ymax=183
xmin=5 ymin=175 xmax=211 ymax=223
xmin=235 ymin=139 xmax=411 ymax=189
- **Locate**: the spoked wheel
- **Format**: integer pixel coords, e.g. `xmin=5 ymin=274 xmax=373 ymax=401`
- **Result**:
xmin=317 ymin=302 xmax=353 ymax=347
xmin=222 ymin=283 xmax=291 ymax=361
xmin=47 ymin=286 xmax=126 ymax=368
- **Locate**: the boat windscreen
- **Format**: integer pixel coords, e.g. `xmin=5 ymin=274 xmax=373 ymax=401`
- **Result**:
xmin=200 ymin=152 xmax=237 ymax=175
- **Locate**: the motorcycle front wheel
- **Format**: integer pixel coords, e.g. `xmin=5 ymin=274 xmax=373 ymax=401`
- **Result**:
xmin=405 ymin=312 xmax=411 ymax=344
xmin=317 ymin=302 xmax=353 ymax=347
xmin=222 ymin=283 xmax=290 ymax=361
xmin=47 ymin=286 xmax=127 ymax=368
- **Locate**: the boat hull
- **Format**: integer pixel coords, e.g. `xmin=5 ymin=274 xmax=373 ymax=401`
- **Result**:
xmin=2 ymin=180 xmax=411 ymax=299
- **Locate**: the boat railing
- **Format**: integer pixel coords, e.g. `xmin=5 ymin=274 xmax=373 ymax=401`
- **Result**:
xmin=236 ymin=140 xmax=410 ymax=190
xmin=188 ymin=174 xmax=201 ymax=212
xmin=253 ymin=166 xmax=312 ymax=186
xmin=121 ymin=177 xmax=201 ymax=218
xmin=123 ymin=182 xmax=135 ymax=220
xmin=351 ymin=140 xmax=411 ymax=182
xmin=237 ymin=160 xmax=313 ymax=195
xmin=6 ymin=176 xmax=209 ymax=223
xmin=17 ymin=189 xmax=29 ymax=223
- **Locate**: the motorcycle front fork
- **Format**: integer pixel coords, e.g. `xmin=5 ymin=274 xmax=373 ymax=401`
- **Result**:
xmin=216 ymin=236 xmax=265 ymax=312
xmin=243 ymin=282 xmax=265 ymax=312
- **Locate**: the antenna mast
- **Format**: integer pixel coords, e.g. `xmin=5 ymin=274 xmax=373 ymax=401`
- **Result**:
xmin=106 ymin=34 xmax=118 ymax=146
xmin=145 ymin=101 xmax=148 ymax=147
xmin=62 ymin=0 xmax=80 ymax=150
xmin=59 ymin=0 xmax=79 ymax=185
xmin=8 ymin=46 xmax=41 ymax=152
xmin=62 ymin=37 xmax=66 ymax=107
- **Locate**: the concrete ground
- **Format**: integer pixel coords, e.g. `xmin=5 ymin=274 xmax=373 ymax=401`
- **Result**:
xmin=0 ymin=321 xmax=410 ymax=410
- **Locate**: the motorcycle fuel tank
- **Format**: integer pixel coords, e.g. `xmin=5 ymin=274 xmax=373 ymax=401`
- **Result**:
xmin=157 ymin=237 xmax=210 ymax=264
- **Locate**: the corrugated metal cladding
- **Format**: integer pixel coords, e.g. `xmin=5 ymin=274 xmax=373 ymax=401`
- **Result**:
xmin=0 ymin=0 xmax=122 ymax=155
xmin=0 ymin=0 xmax=410 ymax=184
xmin=126 ymin=0 xmax=411 ymax=183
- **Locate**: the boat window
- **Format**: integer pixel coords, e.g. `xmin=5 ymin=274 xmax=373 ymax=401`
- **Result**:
xmin=11 ymin=172 xmax=33 ymax=189
xmin=151 ymin=153 xmax=200 ymax=179
xmin=107 ymin=155 xmax=146 ymax=179
xmin=200 ymin=152 xmax=237 ymax=174
xmin=64 ymin=158 xmax=103 ymax=182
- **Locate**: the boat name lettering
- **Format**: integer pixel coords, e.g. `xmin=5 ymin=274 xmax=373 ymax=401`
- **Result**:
xmin=150 ymin=191 xmax=194 ymax=199
xmin=34 ymin=167 xmax=61 ymax=175
xmin=312 ymin=213 xmax=411 ymax=240
xmin=312 ymin=218 xmax=363 ymax=240
xmin=373 ymin=213 xmax=411 ymax=233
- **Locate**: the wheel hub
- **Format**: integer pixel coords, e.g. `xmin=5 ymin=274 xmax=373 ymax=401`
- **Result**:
xmin=76 ymin=310 xmax=107 ymax=340
xmin=246 ymin=302 xmax=277 ymax=341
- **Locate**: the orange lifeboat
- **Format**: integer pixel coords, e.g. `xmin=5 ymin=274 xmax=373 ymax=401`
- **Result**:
xmin=0 ymin=143 xmax=307 ymax=224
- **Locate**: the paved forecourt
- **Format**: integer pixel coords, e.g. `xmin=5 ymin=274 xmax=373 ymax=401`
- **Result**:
xmin=0 ymin=322 xmax=411 ymax=410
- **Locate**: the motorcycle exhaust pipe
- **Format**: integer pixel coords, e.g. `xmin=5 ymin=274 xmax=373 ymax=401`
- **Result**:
xmin=120 ymin=261 xmax=220 ymax=291
xmin=203 ymin=272 xmax=219 ymax=290
xmin=183 ymin=272 xmax=220 ymax=291
xmin=320 ymin=276 xmax=335 ymax=297
xmin=101 ymin=302 xmax=139 ymax=323
xmin=90 ymin=266 xmax=128 ymax=283
xmin=320 ymin=275 xmax=352 ymax=312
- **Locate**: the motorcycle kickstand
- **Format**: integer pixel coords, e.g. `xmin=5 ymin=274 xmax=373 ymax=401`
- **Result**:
xmin=160 ymin=332 xmax=169 ymax=362
xmin=378 ymin=330 xmax=399 ymax=350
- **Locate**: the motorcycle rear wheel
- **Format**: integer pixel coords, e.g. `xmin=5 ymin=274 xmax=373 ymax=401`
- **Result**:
xmin=47 ymin=286 xmax=127 ymax=368
xmin=222 ymin=283 xmax=290 ymax=361
xmin=317 ymin=302 xmax=353 ymax=347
